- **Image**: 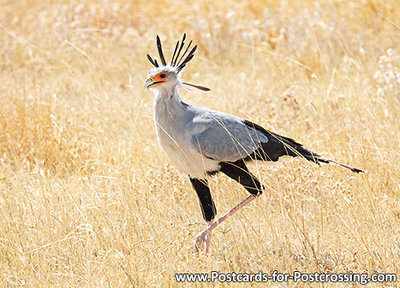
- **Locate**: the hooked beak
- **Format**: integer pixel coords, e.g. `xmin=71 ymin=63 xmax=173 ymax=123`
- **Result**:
xmin=144 ymin=78 xmax=164 ymax=89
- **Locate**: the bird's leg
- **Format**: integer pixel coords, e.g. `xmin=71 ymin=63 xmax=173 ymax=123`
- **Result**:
xmin=194 ymin=161 xmax=262 ymax=254
xmin=190 ymin=177 xmax=217 ymax=253
xmin=205 ymin=226 xmax=212 ymax=254
xmin=194 ymin=221 xmax=213 ymax=253
xmin=195 ymin=195 xmax=256 ymax=254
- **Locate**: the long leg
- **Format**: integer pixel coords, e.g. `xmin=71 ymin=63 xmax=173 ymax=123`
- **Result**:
xmin=190 ymin=178 xmax=217 ymax=222
xmin=195 ymin=160 xmax=264 ymax=254
xmin=190 ymin=178 xmax=217 ymax=253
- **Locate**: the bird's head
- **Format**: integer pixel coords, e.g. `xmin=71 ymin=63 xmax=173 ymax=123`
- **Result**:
xmin=144 ymin=34 xmax=210 ymax=93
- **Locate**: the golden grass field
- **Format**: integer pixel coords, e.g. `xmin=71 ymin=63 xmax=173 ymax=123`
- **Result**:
xmin=1 ymin=0 xmax=400 ymax=286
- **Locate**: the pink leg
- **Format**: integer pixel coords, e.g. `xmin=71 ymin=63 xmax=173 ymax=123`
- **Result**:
xmin=195 ymin=195 xmax=256 ymax=254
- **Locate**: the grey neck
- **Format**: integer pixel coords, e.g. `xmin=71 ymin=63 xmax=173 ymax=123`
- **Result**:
xmin=153 ymin=86 xmax=186 ymax=122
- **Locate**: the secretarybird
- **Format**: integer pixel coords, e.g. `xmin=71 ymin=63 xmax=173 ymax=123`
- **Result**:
xmin=144 ymin=34 xmax=364 ymax=254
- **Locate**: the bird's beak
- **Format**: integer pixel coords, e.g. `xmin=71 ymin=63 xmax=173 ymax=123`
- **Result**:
xmin=144 ymin=78 xmax=164 ymax=89
xmin=144 ymin=78 xmax=153 ymax=89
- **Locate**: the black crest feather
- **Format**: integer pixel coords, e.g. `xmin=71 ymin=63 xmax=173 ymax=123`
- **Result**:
xmin=147 ymin=54 xmax=158 ymax=67
xmin=156 ymin=35 xmax=167 ymax=66
xmin=177 ymin=45 xmax=197 ymax=72
xmin=146 ymin=34 xmax=209 ymax=92
xmin=173 ymin=33 xmax=187 ymax=66
xmin=146 ymin=33 xmax=197 ymax=71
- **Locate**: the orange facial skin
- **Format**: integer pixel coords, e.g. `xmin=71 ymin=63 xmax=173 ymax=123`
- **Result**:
xmin=151 ymin=72 xmax=170 ymax=83
xmin=145 ymin=71 xmax=171 ymax=88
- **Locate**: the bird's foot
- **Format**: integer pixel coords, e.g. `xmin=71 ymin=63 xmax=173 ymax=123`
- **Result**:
xmin=194 ymin=222 xmax=213 ymax=254
xmin=194 ymin=230 xmax=207 ymax=252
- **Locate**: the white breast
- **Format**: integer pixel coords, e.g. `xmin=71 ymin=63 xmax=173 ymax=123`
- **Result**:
xmin=153 ymin=91 xmax=220 ymax=179
xmin=158 ymin=134 xmax=219 ymax=178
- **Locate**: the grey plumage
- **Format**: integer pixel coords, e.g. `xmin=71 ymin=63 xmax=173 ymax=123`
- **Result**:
xmin=145 ymin=35 xmax=364 ymax=179
xmin=144 ymin=34 xmax=364 ymax=253
xmin=190 ymin=109 xmax=269 ymax=162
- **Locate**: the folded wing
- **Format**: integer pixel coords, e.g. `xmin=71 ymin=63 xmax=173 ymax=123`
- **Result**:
xmin=190 ymin=111 xmax=268 ymax=162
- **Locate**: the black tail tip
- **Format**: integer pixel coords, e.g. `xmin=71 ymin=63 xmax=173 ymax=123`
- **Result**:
xmin=351 ymin=167 xmax=366 ymax=173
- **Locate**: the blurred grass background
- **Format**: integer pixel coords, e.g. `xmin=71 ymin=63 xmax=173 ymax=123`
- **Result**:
xmin=1 ymin=0 xmax=399 ymax=286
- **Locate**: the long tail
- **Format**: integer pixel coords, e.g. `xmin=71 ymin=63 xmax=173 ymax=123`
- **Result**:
xmin=243 ymin=120 xmax=365 ymax=173
xmin=309 ymin=156 xmax=365 ymax=173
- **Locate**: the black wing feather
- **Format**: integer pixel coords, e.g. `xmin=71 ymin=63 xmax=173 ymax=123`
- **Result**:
xmin=242 ymin=120 xmax=364 ymax=173
xmin=242 ymin=120 xmax=319 ymax=162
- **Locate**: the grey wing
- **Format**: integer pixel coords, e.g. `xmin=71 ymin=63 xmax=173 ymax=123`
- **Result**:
xmin=190 ymin=111 xmax=269 ymax=162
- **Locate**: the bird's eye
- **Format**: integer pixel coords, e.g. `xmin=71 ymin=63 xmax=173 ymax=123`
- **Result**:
xmin=160 ymin=73 xmax=166 ymax=79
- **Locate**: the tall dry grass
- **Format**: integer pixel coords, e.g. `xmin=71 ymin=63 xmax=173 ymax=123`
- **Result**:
xmin=1 ymin=0 xmax=399 ymax=286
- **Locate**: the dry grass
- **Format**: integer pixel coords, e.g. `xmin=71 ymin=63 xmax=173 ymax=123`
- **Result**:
xmin=1 ymin=0 xmax=400 ymax=287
